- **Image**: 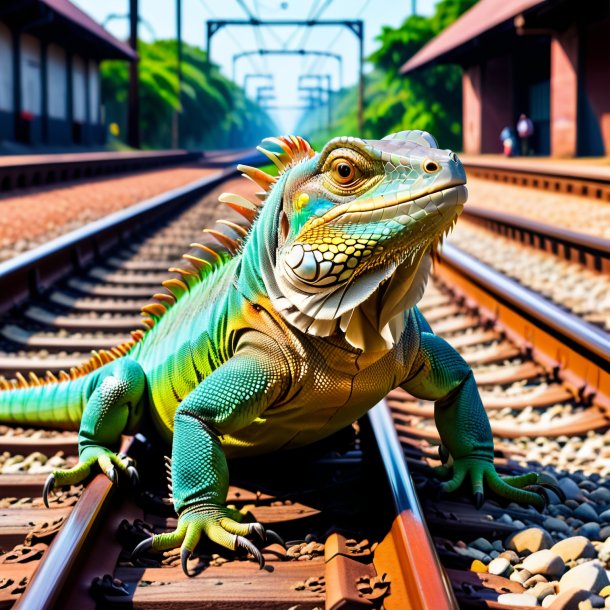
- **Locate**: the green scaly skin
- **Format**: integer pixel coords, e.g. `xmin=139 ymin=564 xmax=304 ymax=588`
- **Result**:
xmin=0 ymin=131 xmax=554 ymax=575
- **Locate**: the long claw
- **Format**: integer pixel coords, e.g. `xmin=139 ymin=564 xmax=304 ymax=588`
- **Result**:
xmin=265 ymin=529 xmax=285 ymax=548
xmin=127 ymin=465 xmax=140 ymax=488
xmin=181 ymin=548 xmax=194 ymax=578
xmin=106 ymin=465 xmax=117 ymax=486
xmin=524 ymin=485 xmax=549 ymax=511
xmin=474 ymin=492 xmax=484 ymax=510
xmin=237 ymin=536 xmax=265 ymax=569
xmin=42 ymin=473 xmax=56 ymax=509
xmin=539 ymin=482 xmax=566 ymax=503
xmin=249 ymin=523 xmax=265 ymax=541
xmin=132 ymin=537 xmax=153 ymax=559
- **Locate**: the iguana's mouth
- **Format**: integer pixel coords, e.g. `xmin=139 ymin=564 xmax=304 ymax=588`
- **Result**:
xmin=305 ymin=183 xmax=467 ymax=230
xmin=283 ymin=185 xmax=467 ymax=289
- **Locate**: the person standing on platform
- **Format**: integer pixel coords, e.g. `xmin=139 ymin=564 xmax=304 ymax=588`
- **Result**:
xmin=500 ymin=126 xmax=517 ymax=157
xmin=517 ymin=113 xmax=534 ymax=156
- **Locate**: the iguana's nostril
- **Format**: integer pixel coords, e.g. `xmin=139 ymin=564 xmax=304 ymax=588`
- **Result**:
xmin=422 ymin=159 xmax=441 ymax=174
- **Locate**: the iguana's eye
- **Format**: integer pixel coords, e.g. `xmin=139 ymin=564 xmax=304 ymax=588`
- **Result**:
xmin=330 ymin=158 xmax=359 ymax=185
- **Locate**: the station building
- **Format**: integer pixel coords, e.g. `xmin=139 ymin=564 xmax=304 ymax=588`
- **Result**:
xmin=0 ymin=0 xmax=135 ymax=148
xmin=401 ymin=0 xmax=610 ymax=157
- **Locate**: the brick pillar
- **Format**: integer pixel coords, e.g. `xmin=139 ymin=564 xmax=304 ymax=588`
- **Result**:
xmin=462 ymin=65 xmax=482 ymax=154
xmin=551 ymin=26 xmax=579 ymax=157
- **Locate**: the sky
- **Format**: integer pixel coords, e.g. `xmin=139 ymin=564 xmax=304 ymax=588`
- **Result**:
xmin=73 ymin=0 xmax=439 ymax=131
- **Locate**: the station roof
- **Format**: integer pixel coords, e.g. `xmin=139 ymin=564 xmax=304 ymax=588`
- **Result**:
xmin=1 ymin=0 xmax=136 ymax=60
xmin=400 ymin=0 xmax=546 ymax=74
xmin=41 ymin=0 xmax=136 ymax=60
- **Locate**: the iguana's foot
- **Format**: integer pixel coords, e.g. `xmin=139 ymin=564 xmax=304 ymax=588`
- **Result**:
xmin=434 ymin=458 xmax=564 ymax=510
xmin=43 ymin=447 xmax=138 ymax=507
xmin=132 ymin=504 xmax=284 ymax=576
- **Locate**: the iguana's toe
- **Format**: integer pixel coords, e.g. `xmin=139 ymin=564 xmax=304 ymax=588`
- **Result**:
xmin=134 ymin=506 xmax=273 ymax=574
xmin=42 ymin=448 xmax=139 ymax=508
xmin=435 ymin=457 xmax=547 ymax=511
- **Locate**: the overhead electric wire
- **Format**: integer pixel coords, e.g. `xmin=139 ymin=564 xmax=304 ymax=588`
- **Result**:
xmin=199 ymin=0 xmax=264 ymax=75
xmin=304 ymin=0 xmax=369 ymax=81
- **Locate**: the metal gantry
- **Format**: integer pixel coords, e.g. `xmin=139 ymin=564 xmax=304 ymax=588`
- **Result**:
xmin=242 ymin=73 xmax=274 ymax=99
xmin=298 ymin=74 xmax=333 ymax=132
xmin=232 ymin=50 xmax=343 ymax=89
xmin=206 ymin=18 xmax=364 ymax=131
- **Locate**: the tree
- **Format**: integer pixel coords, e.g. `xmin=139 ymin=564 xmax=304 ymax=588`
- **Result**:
xmin=100 ymin=40 xmax=276 ymax=150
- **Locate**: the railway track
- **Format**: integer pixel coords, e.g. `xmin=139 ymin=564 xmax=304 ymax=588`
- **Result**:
xmin=0 ymin=163 xmax=451 ymax=609
xmin=0 ymin=150 xmax=203 ymax=193
xmin=1 ymin=157 xmax=610 ymax=608
xmin=451 ymin=163 xmax=610 ymax=333
xmin=462 ymin=157 xmax=610 ymax=203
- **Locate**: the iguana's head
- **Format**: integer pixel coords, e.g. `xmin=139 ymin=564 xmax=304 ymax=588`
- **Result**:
xmin=250 ymin=130 xmax=467 ymax=351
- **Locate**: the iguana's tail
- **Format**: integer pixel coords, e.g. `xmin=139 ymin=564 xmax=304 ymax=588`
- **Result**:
xmin=0 ymin=338 xmax=140 ymax=431
xmin=0 ymin=373 xmax=92 ymax=431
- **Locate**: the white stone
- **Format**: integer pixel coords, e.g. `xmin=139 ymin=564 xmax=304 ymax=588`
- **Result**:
xmin=522 ymin=550 xmax=565 ymax=578
xmin=559 ymin=561 xmax=610 ymax=594
xmin=496 ymin=593 xmax=537 ymax=607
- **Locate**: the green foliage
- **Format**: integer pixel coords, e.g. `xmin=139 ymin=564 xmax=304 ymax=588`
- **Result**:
xmin=101 ymin=40 xmax=276 ymax=150
xmin=298 ymin=0 xmax=477 ymax=150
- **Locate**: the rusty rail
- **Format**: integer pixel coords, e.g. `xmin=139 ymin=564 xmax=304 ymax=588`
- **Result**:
xmin=13 ymin=437 xmax=133 ymax=610
xmin=461 ymin=205 xmax=610 ymax=273
xmin=368 ymin=400 xmax=458 ymax=610
xmin=0 ymin=150 xmax=203 ymax=193
xmin=438 ymin=242 xmax=610 ymax=408
xmin=462 ymin=157 xmax=610 ymax=202
xmin=0 ymin=151 xmax=262 ymax=317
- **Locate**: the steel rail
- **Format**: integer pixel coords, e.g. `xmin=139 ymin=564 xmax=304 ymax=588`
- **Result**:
xmin=461 ymin=205 xmax=610 ymax=272
xmin=14 ymin=437 xmax=134 ymax=610
xmin=0 ymin=151 xmax=262 ymax=316
xmin=368 ymin=400 xmax=458 ymax=610
xmin=462 ymin=157 xmax=610 ymax=202
xmin=0 ymin=150 xmax=203 ymax=193
xmin=440 ymin=243 xmax=610 ymax=366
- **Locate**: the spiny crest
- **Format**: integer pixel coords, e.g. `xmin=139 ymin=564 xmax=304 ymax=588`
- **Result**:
xmin=137 ymin=216 xmax=251 ymax=330
xmin=256 ymin=135 xmax=315 ymax=175
xmin=138 ymin=135 xmax=316 ymax=328
xmin=0 ymin=136 xmax=315 ymax=391
xmin=0 ymin=341 xmax=136 ymax=391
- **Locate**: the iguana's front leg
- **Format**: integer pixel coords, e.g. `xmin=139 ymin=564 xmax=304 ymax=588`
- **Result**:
xmin=134 ymin=337 xmax=289 ymax=575
xmin=43 ymin=358 xmax=145 ymax=505
xmin=401 ymin=329 xmax=547 ymax=509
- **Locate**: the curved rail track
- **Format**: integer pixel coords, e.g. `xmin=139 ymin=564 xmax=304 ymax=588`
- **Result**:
xmin=1 ymin=158 xmax=610 ymax=609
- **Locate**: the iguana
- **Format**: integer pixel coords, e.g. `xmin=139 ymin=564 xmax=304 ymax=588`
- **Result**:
xmin=0 ymin=131 xmax=552 ymax=575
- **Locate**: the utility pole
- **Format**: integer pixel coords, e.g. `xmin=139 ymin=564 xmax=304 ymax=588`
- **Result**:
xmin=357 ymin=21 xmax=364 ymax=135
xmin=172 ymin=0 xmax=182 ymax=148
xmin=128 ymin=0 xmax=140 ymax=148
